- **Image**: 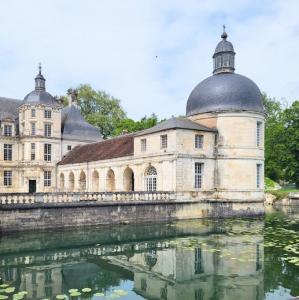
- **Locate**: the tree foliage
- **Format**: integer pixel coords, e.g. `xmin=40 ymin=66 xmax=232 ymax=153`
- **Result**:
xmin=74 ymin=84 xmax=127 ymax=138
xmin=263 ymin=94 xmax=299 ymax=187
xmin=113 ymin=114 xmax=158 ymax=136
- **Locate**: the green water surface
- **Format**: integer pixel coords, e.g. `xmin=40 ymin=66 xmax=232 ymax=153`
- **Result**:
xmin=0 ymin=206 xmax=299 ymax=300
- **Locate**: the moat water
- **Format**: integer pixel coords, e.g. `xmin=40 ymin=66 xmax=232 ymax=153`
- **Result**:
xmin=0 ymin=207 xmax=299 ymax=300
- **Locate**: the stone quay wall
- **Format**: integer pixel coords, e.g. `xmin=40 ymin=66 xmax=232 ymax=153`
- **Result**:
xmin=0 ymin=192 xmax=264 ymax=233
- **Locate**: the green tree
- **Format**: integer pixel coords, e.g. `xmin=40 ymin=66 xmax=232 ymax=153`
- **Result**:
xmin=263 ymin=94 xmax=286 ymax=182
xmin=283 ymin=101 xmax=299 ymax=188
xmin=113 ymin=114 xmax=158 ymax=136
xmin=72 ymin=84 xmax=127 ymax=138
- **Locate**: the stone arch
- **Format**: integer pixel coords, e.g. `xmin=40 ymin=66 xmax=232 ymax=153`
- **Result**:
xmin=59 ymin=173 xmax=65 ymax=191
xmin=79 ymin=170 xmax=87 ymax=192
xmin=69 ymin=172 xmax=75 ymax=192
xmin=92 ymin=170 xmax=99 ymax=192
xmin=106 ymin=169 xmax=115 ymax=192
xmin=123 ymin=167 xmax=134 ymax=192
xmin=145 ymin=165 xmax=157 ymax=192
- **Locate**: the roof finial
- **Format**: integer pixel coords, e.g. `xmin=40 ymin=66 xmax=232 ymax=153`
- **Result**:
xmin=221 ymin=24 xmax=227 ymax=39
xmin=38 ymin=62 xmax=42 ymax=74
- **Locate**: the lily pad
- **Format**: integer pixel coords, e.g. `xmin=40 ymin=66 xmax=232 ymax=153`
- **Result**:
xmin=94 ymin=292 xmax=105 ymax=296
xmin=5 ymin=287 xmax=15 ymax=294
xmin=69 ymin=289 xmax=78 ymax=293
xmin=0 ymin=296 xmax=8 ymax=300
xmin=70 ymin=291 xmax=81 ymax=297
xmin=82 ymin=288 xmax=92 ymax=293
xmin=56 ymin=295 xmax=67 ymax=299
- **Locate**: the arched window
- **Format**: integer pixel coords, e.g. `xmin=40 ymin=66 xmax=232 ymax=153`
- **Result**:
xmin=59 ymin=173 xmax=65 ymax=191
xmin=69 ymin=172 xmax=75 ymax=192
xmin=145 ymin=166 xmax=157 ymax=192
xmin=106 ymin=169 xmax=115 ymax=192
xmin=123 ymin=167 xmax=134 ymax=192
xmin=79 ymin=171 xmax=86 ymax=192
xmin=92 ymin=170 xmax=99 ymax=192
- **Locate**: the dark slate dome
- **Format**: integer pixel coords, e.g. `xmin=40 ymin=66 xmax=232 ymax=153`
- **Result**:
xmin=23 ymin=64 xmax=58 ymax=106
xmin=24 ymin=90 xmax=57 ymax=105
xmin=186 ymin=27 xmax=264 ymax=116
xmin=186 ymin=73 xmax=263 ymax=115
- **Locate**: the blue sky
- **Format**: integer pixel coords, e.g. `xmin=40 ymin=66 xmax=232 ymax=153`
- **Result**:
xmin=0 ymin=0 xmax=298 ymax=119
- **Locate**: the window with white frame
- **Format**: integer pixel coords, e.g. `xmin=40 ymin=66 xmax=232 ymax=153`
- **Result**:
xmin=257 ymin=164 xmax=262 ymax=188
xmin=195 ymin=134 xmax=204 ymax=149
xmin=4 ymin=125 xmax=12 ymax=136
xmin=44 ymin=110 xmax=52 ymax=119
xmin=44 ymin=171 xmax=51 ymax=187
xmin=31 ymin=109 xmax=36 ymax=118
xmin=145 ymin=166 xmax=157 ymax=191
xmin=160 ymin=134 xmax=168 ymax=149
xmin=257 ymin=121 xmax=262 ymax=147
xmin=141 ymin=139 xmax=147 ymax=152
xmin=44 ymin=123 xmax=52 ymax=137
xmin=31 ymin=123 xmax=36 ymax=136
xmin=4 ymin=144 xmax=12 ymax=161
xmin=31 ymin=143 xmax=36 ymax=160
xmin=4 ymin=170 xmax=12 ymax=186
xmin=44 ymin=144 xmax=52 ymax=161
xmin=195 ymin=162 xmax=204 ymax=188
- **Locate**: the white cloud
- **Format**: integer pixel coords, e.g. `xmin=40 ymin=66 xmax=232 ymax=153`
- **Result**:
xmin=0 ymin=0 xmax=298 ymax=119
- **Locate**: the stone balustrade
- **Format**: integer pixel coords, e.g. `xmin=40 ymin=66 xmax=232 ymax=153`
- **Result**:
xmin=289 ymin=192 xmax=299 ymax=200
xmin=0 ymin=191 xmax=175 ymax=205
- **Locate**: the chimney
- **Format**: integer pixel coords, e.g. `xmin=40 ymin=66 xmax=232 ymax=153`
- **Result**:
xmin=67 ymin=88 xmax=78 ymax=107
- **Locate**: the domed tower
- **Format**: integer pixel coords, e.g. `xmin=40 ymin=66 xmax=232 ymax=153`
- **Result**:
xmin=18 ymin=64 xmax=62 ymax=193
xmin=186 ymin=27 xmax=265 ymax=204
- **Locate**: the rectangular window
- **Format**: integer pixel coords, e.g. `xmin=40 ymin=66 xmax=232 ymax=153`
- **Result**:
xmin=67 ymin=145 xmax=72 ymax=151
xmin=44 ymin=110 xmax=52 ymax=119
xmin=44 ymin=123 xmax=52 ymax=137
xmin=44 ymin=171 xmax=51 ymax=187
xmin=4 ymin=144 xmax=12 ymax=161
xmin=31 ymin=143 xmax=36 ymax=161
xmin=44 ymin=144 xmax=52 ymax=161
xmin=31 ymin=123 xmax=36 ymax=136
xmin=160 ymin=134 xmax=168 ymax=149
xmin=257 ymin=164 xmax=262 ymax=188
xmin=31 ymin=109 xmax=36 ymax=118
xmin=4 ymin=125 xmax=12 ymax=136
xmin=195 ymin=134 xmax=204 ymax=149
xmin=195 ymin=162 xmax=204 ymax=188
xmin=257 ymin=121 xmax=262 ymax=147
xmin=141 ymin=139 xmax=146 ymax=152
xmin=4 ymin=170 xmax=12 ymax=186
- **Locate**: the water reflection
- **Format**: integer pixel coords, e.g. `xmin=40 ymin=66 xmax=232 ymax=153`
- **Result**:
xmin=0 ymin=219 xmax=265 ymax=300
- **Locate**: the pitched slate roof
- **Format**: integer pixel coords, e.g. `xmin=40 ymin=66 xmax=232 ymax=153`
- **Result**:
xmin=58 ymin=134 xmax=134 ymax=165
xmin=61 ymin=105 xmax=102 ymax=142
xmin=0 ymin=97 xmax=22 ymax=120
xmin=135 ymin=117 xmax=216 ymax=136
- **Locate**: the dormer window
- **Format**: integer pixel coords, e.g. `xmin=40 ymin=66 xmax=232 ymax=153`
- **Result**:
xmin=160 ymin=134 xmax=167 ymax=149
xmin=31 ymin=109 xmax=36 ymax=118
xmin=44 ymin=110 xmax=51 ymax=119
xmin=4 ymin=125 xmax=12 ymax=136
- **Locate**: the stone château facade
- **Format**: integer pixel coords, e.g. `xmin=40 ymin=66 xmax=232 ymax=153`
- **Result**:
xmin=0 ymin=29 xmax=265 ymax=203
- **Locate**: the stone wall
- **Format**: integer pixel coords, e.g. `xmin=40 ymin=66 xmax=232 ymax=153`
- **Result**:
xmin=0 ymin=200 xmax=264 ymax=232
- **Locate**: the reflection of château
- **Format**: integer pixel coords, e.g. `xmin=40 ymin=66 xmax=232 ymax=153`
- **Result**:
xmin=0 ymin=220 xmax=264 ymax=300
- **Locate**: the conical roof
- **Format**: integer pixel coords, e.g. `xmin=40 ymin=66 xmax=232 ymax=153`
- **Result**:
xmin=61 ymin=105 xmax=102 ymax=142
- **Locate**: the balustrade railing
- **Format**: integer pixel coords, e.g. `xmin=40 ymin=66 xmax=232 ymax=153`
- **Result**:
xmin=0 ymin=191 xmax=175 ymax=205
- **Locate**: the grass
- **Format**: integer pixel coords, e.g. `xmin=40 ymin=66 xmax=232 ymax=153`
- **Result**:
xmin=267 ymin=187 xmax=299 ymax=201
